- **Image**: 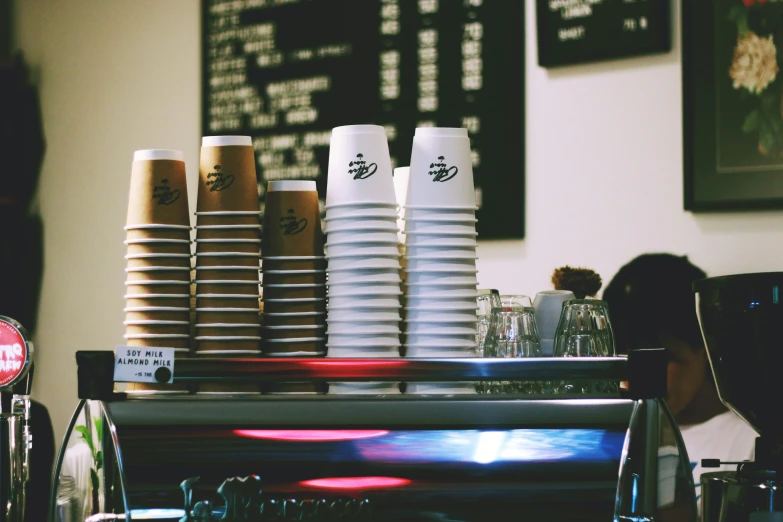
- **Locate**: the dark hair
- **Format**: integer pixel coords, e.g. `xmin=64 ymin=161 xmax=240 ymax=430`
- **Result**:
xmin=603 ymin=253 xmax=706 ymax=354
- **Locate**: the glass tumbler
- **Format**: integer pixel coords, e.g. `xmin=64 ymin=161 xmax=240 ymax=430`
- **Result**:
xmin=500 ymin=294 xmax=533 ymax=311
xmin=476 ymin=289 xmax=501 ymax=357
xmin=482 ymin=307 xmax=542 ymax=394
xmin=553 ymin=299 xmax=617 ymax=394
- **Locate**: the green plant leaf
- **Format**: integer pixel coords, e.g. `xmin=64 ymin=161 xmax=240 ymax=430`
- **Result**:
xmin=728 ymin=5 xmax=744 ymax=21
xmin=96 ymin=450 xmax=103 ymax=471
xmin=737 ymin=10 xmax=750 ymax=36
xmin=761 ymin=127 xmax=777 ymax=152
xmin=74 ymin=425 xmax=95 ymax=455
xmin=744 ymin=110 xmax=761 ymax=132
xmin=95 ymin=418 xmax=103 ymax=447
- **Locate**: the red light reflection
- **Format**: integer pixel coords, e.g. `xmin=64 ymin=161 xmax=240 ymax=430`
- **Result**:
xmin=304 ymin=360 xmax=407 ymax=367
xmin=300 ymin=476 xmax=411 ymax=489
xmin=233 ymin=430 xmax=389 ymax=442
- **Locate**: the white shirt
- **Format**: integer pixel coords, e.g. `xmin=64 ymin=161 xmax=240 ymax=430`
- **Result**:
xmin=680 ymin=410 xmax=757 ymax=514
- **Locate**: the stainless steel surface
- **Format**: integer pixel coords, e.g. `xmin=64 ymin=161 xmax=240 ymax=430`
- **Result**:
xmin=168 ymin=356 xmax=629 ymax=382
xmin=51 ymin=395 xmax=696 ymax=521
xmin=6 ymin=395 xmax=31 ymax=522
xmin=702 ymin=470 xmax=780 ymax=522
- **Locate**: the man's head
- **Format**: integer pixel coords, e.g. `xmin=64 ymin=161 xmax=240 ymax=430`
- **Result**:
xmin=603 ymin=254 xmax=708 ymax=416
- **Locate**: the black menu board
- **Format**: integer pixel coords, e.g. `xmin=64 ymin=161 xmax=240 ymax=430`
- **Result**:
xmin=202 ymin=0 xmax=525 ymax=239
xmin=536 ymin=0 xmax=670 ymax=67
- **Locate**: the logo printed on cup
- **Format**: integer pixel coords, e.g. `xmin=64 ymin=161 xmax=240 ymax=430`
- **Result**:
xmin=206 ymin=165 xmax=235 ymax=192
xmin=429 ymin=156 xmax=458 ymax=182
xmin=279 ymin=209 xmax=308 ymax=236
xmin=348 ymin=153 xmax=377 ymax=180
xmin=151 ymin=179 xmax=181 ymax=205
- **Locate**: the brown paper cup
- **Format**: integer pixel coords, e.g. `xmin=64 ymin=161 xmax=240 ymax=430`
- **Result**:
xmin=125 ymin=228 xmax=191 ymax=241
xmin=262 ymin=270 xmax=326 ymax=285
xmin=261 ymin=257 xmax=326 ymax=271
xmin=195 ymin=253 xmax=260 ymax=267
xmin=197 ymin=309 xmax=260 ymax=324
xmin=263 ymin=337 xmax=326 ymax=356
xmin=195 ymin=337 xmax=261 ymax=351
xmin=196 ymin=281 xmax=259 ymax=295
xmin=196 ymin=325 xmax=261 ymax=337
xmin=126 ymin=241 xmax=191 ymax=256
xmin=127 ymin=152 xmax=190 ymax=226
xmin=196 ymin=239 xmax=260 ymax=254
xmin=262 ymin=189 xmax=324 ymax=257
xmin=126 ymin=255 xmax=191 ymax=269
xmin=195 ymin=268 xmax=259 ymax=281
xmin=196 ymin=382 xmax=260 ymax=394
xmin=125 ymin=309 xmax=189 ymax=322
xmin=265 ymin=382 xmax=326 ymax=394
xmin=196 ymin=225 xmax=261 ymax=240
xmin=262 ymin=299 xmax=326 ymax=314
xmin=125 ymin=282 xmax=190 ymax=295
xmin=125 ymin=336 xmax=190 ymax=349
xmin=263 ymin=325 xmax=326 ymax=340
xmin=126 ymin=268 xmax=191 ymax=282
xmin=126 ymin=382 xmax=191 ymax=394
xmin=196 ymin=295 xmax=260 ymax=309
xmin=125 ymin=295 xmax=190 ymax=308
xmin=198 ymin=140 xmax=259 ymax=212
xmin=262 ymin=284 xmax=326 ymax=300
xmin=124 ymin=323 xmax=190 ymax=336
xmin=263 ymin=313 xmax=326 ymax=327
xmin=195 ymin=211 xmax=261 ymax=226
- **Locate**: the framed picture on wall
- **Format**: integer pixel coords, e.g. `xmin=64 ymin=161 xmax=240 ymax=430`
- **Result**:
xmin=683 ymin=0 xmax=783 ymax=210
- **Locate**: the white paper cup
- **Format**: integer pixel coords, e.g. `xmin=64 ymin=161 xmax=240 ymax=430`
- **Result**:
xmin=404 ymin=321 xmax=477 ymax=335
xmin=326 ymin=230 xmax=399 ymax=245
xmin=406 ymin=128 xmax=475 ymax=208
xmin=124 ymin=333 xmax=190 ymax=340
xmin=404 ymin=285 xmax=478 ymax=298
xmin=405 ymin=271 xmax=478 ymax=285
xmin=326 ymin=125 xmax=396 ymax=207
xmin=405 ymin=296 xmax=477 ymax=309
xmin=327 ymin=256 xmax=401 ymax=270
xmin=326 ymin=321 xmax=401 ymax=334
xmin=404 ymin=235 xmax=478 ymax=247
xmin=404 ymin=206 xmax=477 ymax=221
xmin=327 ymin=346 xmax=401 ymax=357
xmin=323 ymin=217 xmax=399 ymax=233
xmin=404 ymin=309 xmax=479 ymax=322
xmin=324 ymin=204 xmax=399 ymax=219
xmin=405 ymin=220 xmax=477 ymax=235
xmin=327 ymin=309 xmax=401 ymax=322
xmin=328 ymin=296 xmax=401 ymax=309
xmin=326 ymin=334 xmax=401 ymax=348
xmin=327 ymin=269 xmax=401 ymax=284
xmin=327 ymin=283 xmax=402 ymax=297
xmin=405 ymin=332 xmax=477 ymax=346
xmin=326 ymin=244 xmax=400 ymax=258
xmin=329 ymin=382 xmax=401 ymax=395
xmin=405 ymin=258 xmax=477 ymax=272
xmin=404 ymin=246 xmax=477 ymax=259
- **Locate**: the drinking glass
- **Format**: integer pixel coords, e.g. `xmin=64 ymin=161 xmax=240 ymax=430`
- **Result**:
xmin=476 ymin=289 xmax=501 ymax=357
xmin=500 ymin=294 xmax=533 ymax=311
xmin=481 ymin=306 xmax=542 ymax=394
xmin=553 ymin=299 xmax=617 ymax=395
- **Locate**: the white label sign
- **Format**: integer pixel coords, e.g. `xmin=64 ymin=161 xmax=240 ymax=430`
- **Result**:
xmin=114 ymin=346 xmax=175 ymax=383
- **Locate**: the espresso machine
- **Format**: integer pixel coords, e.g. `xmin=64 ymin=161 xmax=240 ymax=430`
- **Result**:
xmin=49 ymin=349 xmax=698 ymax=522
xmin=695 ymin=273 xmax=783 ymax=521
xmin=0 ymin=316 xmax=35 ymax=522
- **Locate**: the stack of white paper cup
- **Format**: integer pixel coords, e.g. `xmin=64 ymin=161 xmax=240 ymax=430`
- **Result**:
xmin=403 ymin=128 xmax=479 ymax=395
xmin=124 ymin=149 xmax=191 ymax=394
xmin=325 ymin=125 xmax=402 ymax=395
xmin=193 ymin=136 xmax=262 ymax=394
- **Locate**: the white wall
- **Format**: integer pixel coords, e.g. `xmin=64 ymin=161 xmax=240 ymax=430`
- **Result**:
xmin=13 ymin=0 xmax=783 ymax=442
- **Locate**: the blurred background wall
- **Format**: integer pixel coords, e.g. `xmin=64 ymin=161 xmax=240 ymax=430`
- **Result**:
xmin=11 ymin=0 xmax=783 ymax=441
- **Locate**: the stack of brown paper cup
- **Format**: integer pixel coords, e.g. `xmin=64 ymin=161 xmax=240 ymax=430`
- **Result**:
xmin=123 ymin=149 xmax=191 ymax=394
xmin=402 ymin=128 xmax=479 ymax=395
xmin=324 ymin=125 xmax=402 ymax=396
xmin=193 ymin=136 xmax=262 ymax=395
xmin=260 ymin=180 xmax=326 ymax=395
